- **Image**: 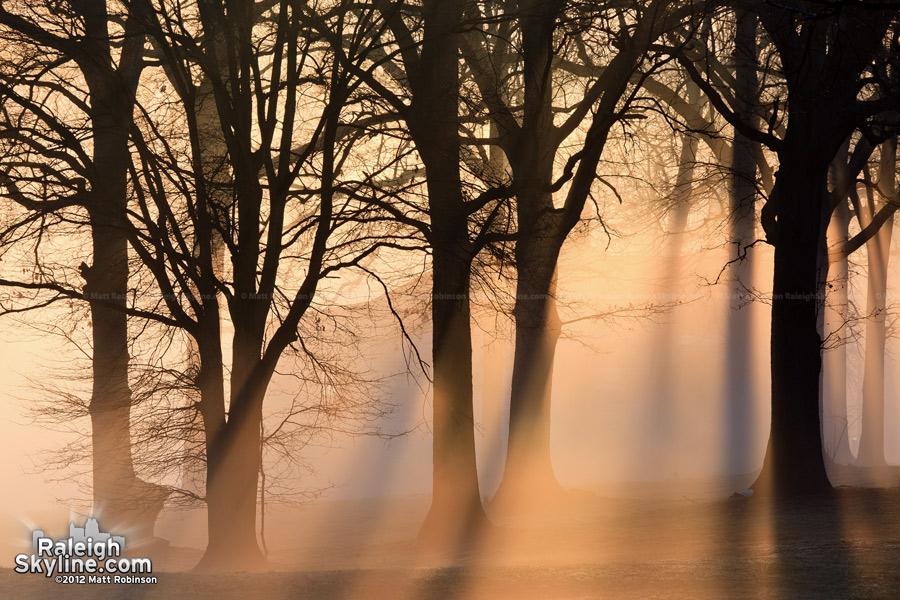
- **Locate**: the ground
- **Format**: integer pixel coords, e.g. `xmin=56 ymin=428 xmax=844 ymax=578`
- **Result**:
xmin=3 ymin=467 xmax=900 ymax=599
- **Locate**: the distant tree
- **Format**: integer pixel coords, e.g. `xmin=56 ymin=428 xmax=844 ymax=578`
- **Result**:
xmin=853 ymin=136 xmax=898 ymax=467
xmin=822 ymin=139 xmax=857 ymax=465
xmin=724 ymin=5 xmax=764 ymax=475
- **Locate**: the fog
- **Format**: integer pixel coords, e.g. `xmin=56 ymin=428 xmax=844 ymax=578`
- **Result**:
xmin=4 ymin=1 xmax=900 ymax=597
xmin=5 ymin=194 xmax=900 ymax=600
xmin=5 ymin=215 xmax=900 ymax=550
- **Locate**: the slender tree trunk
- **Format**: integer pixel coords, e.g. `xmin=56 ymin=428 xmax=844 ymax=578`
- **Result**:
xmin=631 ymin=127 xmax=698 ymax=480
xmin=724 ymin=6 xmax=758 ymax=475
xmin=822 ymin=142 xmax=853 ymax=464
xmin=855 ymin=137 xmax=896 ymax=466
xmin=823 ymin=198 xmax=854 ymax=463
xmin=856 ymin=243 xmax=891 ymax=466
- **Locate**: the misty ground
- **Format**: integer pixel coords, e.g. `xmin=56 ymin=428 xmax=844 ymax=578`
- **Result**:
xmin=4 ymin=467 xmax=900 ymax=599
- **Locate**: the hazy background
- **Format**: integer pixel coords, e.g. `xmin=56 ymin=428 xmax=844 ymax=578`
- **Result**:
xmin=3 ymin=215 xmax=900 ymax=556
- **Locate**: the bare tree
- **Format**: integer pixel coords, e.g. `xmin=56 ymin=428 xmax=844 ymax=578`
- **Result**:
xmin=2 ymin=0 xmax=416 ymax=570
xmin=679 ymin=0 xmax=899 ymax=496
xmin=0 ymin=0 xmax=168 ymax=538
xmin=139 ymin=0 xmax=418 ymax=568
xmin=461 ymin=0 xmax=698 ymax=505
xmin=314 ymin=0 xmax=535 ymax=548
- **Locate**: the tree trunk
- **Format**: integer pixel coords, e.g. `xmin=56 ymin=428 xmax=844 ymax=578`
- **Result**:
xmin=495 ymin=233 xmax=564 ymax=503
xmin=724 ymin=6 xmax=758 ymax=475
xmin=86 ymin=202 xmax=143 ymax=530
xmin=197 ymin=409 xmax=265 ymax=570
xmin=84 ymin=83 xmax=167 ymax=539
xmin=493 ymin=0 xmax=567 ymax=506
xmin=746 ymin=0 xmax=893 ymax=497
xmin=822 ymin=138 xmax=854 ymax=465
xmin=414 ymin=0 xmax=489 ymax=548
xmin=752 ymin=153 xmax=832 ymax=497
xmin=419 ymin=242 xmax=488 ymax=547
xmin=179 ymin=73 xmax=230 ymax=497
xmin=856 ymin=242 xmax=890 ymax=466
xmin=195 ymin=351 xmax=267 ymax=571
xmin=823 ymin=194 xmax=853 ymax=464
xmin=855 ymin=137 xmax=896 ymax=466
xmin=645 ymin=105 xmax=700 ymax=477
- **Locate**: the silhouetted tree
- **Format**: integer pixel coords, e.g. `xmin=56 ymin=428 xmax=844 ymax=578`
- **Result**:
xmin=678 ymin=0 xmax=899 ymax=496
xmin=462 ymin=0 xmax=700 ymax=505
xmin=100 ymin=0 xmax=410 ymax=569
xmin=358 ymin=0 xmax=523 ymax=547
xmin=0 ymin=0 xmax=168 ymax=537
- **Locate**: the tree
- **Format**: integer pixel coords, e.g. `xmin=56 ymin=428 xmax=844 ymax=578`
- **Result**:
xmin=679 ymin=0 xmax=899 ymax=496
xmin=36 ymin=0 xmax=412 ymax=569
xmin=462 ymin=0 xmax=695 ymax=505
xmin=822 ymin=139 xmax=856 ymax=465
xmin=364 ymin=0 xmax=516 ymax=547
xmin=723 ymin=4 xmax=763 ymax=476
xmin=0 ymin=0 xmax=168 ymax=537
xmin=320 ymin=0 xmax=559 ymax=546
xmin=642 ymin=12 xmax=780 ymax=477
xmin=854 ymin=136 xmax=897 ymax=466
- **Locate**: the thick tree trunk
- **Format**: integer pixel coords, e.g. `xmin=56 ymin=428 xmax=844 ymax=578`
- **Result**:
xmin=68 ymin=3 xmax=167 ymax=540
xmin=86 ymin=150 xmax=135 ymax=525
xmin=86 ymin=209 xmax=145 ymax=531
xmin=85 ymin=94 xmax=167 ymax=539
xmin=752 ymin=154 xmax=832 ymax=497
xmin=855 ymin=137 xmax=896 ymax=466
xmin=180 ymin=74 xmax=230 ymax=497
xmin=493 ymin=0 xmax=667 ymax=506
xmin=493 ymin=0 xmax=567 ymax=506
xmin=415 ymin=0 xmax=488 ymax=548
xmin=195 ymin=352 xmax=267 ymax=571
xmin=419 ymin=243 xmax=488 ymax=546
xmin=197 ymin=409 xmax=265 ymax=570
xmin=495 ymin=234 xmax=564 ymax=503
xmin=751 ymin=0 xmax=893 ymax=497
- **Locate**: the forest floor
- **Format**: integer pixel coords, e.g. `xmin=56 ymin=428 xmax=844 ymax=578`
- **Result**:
xmin=4 ymin=466 xmax=900 ymax=599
